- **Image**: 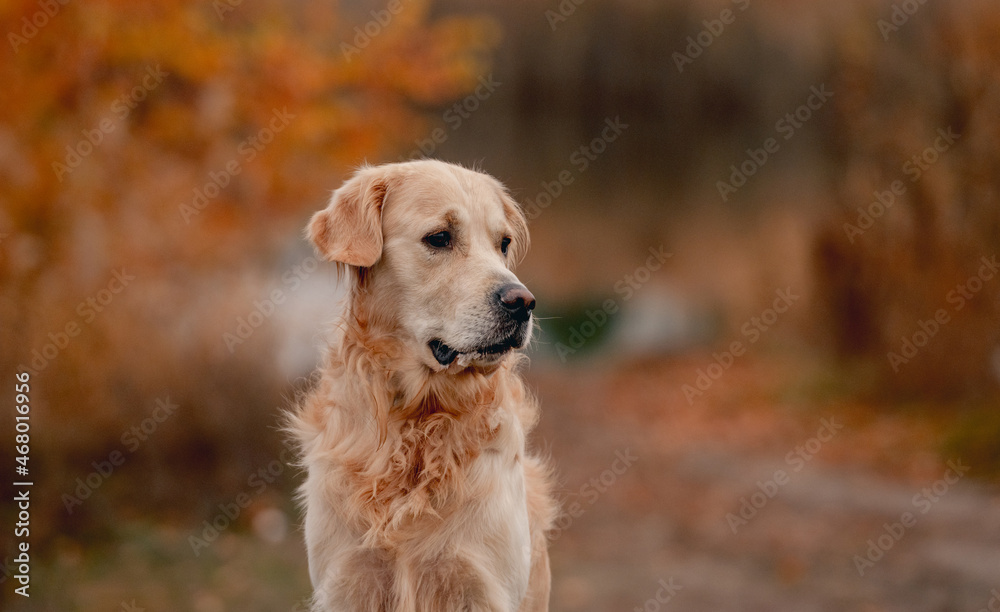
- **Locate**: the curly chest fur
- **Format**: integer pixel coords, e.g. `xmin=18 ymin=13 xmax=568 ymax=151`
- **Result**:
xmin=322 ymin=400 xmax=533 ymax=611
xmin=347 ymin=400 xmax=526 ymax=545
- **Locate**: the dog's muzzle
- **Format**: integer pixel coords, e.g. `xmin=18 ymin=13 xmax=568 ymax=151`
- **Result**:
xmin=428 ymin=283 xmax=535 ymax=368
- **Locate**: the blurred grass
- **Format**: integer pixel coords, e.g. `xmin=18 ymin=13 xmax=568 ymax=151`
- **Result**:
xmin=776 ymin=352 xmax=1000 ymax=479
xmin=943 ymin=402 xmax=1000 ymax=480
xmin=12 ymin=522 xmax=311 ymax=612
xmin=535 ymin=298 xmax=622 ymax=361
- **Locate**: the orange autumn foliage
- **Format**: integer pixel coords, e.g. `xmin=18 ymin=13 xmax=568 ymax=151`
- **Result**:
xmin=1 ymin=0 xmax=499 ymax=269
xmin=0 ymin=0 xmax=500 ymax=538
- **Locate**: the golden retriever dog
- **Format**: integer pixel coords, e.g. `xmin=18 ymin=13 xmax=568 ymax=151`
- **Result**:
xmin=289 ymin=160 xmax=556 ymax=611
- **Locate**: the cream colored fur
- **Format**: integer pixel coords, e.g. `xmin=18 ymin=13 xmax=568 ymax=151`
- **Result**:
xmin=289 ymin=160 xmax=556 ymax=612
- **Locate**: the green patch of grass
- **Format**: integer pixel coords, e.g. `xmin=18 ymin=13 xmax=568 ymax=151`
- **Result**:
xmin=942 ymin=402 xmax=1000 ymax=480
xmin=535 ymin=298 xmax=620 ymax=360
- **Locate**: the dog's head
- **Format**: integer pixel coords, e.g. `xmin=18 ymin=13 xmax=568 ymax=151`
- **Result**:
xmin=308 ymin=160 xmax=533 ymax=374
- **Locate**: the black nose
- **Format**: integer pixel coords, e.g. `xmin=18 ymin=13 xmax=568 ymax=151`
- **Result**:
xmin=497 ymin=283 xmax=536 ymax=322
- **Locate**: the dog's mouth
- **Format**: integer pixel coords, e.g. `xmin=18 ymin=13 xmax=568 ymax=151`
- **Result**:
xmin=428 ymin=333 xmax=525 ymax=368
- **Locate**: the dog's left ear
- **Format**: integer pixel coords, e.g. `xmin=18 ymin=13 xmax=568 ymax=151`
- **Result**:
xmin=307 ymin=166 xmax=389 ymax=267
xmin=499 ymin=190 xmax=530 ymax=266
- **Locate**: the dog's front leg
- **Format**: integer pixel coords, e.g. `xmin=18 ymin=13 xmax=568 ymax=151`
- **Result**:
xmin=517 ymin=537 xmax=550 ymax=612
xmin=399 ymin=556 xmax=502 ymax=612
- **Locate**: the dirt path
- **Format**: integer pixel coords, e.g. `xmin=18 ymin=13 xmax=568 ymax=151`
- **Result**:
xmin=527 ymin=357 xmax=1000 ymax=612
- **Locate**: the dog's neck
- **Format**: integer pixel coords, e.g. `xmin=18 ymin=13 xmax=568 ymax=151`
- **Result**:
xmin=322 ymin=301 xmax=529 ymax=545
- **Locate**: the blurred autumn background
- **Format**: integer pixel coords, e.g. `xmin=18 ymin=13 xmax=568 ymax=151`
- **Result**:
xmin=2 ymin=0 xmax=999 ymax=610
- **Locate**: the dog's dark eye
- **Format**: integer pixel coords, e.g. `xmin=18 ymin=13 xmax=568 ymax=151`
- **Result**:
xmin=500 ymin=237 xmax=511 ymax=256
xmin=423 ymin=231 xmax=452 ymax=249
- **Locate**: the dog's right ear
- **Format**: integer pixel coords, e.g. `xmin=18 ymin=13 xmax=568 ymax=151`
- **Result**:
xmin=307 ymin=166 xmax=388 ymax=267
